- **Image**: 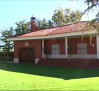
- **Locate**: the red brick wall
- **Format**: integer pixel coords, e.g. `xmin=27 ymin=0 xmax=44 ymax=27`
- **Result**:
xmin=31 ymin=22 xmax=38 ymax=32
xmin=68 ymin=37 xmax=97 ymax=54
xmin=14 ymin=37 xmax=96 ymax=59
xmin=14 ymin=40 xmax=42 ymax=58
xmin=44 ymin=38 xmax=65 ymax=55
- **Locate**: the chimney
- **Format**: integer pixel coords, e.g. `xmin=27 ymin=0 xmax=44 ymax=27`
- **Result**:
xmin=30 ymin=16 xmax=38 ymax=32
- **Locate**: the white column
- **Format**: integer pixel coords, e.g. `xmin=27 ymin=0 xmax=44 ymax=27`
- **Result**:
xmin=97 ymin=36 xmax=99 ymax=59
xmin=65 ymin=37 xmax=68 ymax=58
xmin=42 ymin=39 xmax=45 ymax=58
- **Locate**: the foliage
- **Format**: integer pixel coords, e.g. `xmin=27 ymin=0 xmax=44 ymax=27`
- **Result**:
xmin=84 ymin=0 xmax=99 ymax=21
xmin=15 ymin=20 xmax=31 ymax=35
xmin=52 ymin=8 xmax=82 ymax=26
xmin=81 ymin=0 xmax=99 ymax=43
xmin=85 ymin=0 xmax=99 ymax=12
xmin=0 ymin=51 xmax=14 ymax=58
xmin=48 ymin=20 xmax=54 ymax=28
xmin=8 ymin=51 xmax=14 ymax=58
xmin=82 ymin=20 xmax=99 ymax=44
xmin=68 ymin=43 xmax=73 ymax=58
xmin=68 ymin=44 xmax=73 ymax=54
xmin=37 ymin=19 xmax=54 ymax=29
xmin=43 ymin=47 xmax=48 ymax=54
xmin=0 ymin=27 xmax=14 ymax=58
xmin=13 ymin=8 xmax=82 ymax=35
xmin=37 ymin=18 xmax=48 ymax=29
xmin=0 ymin=52 xmax=6 ymax=58
xmin=14 ymin=19 xmax=54 ymax=34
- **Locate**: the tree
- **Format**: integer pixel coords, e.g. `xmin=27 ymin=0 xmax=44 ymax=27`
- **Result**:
xmin=37 ymin=19 xmax=54 ymax=29
xmin=84 ymin=0 xmax=99 ymax=11
xmin=0 ymin=27 xmax=14 ymax=58
xmin=84 ymin=0 xmax=99 ymax=21
xmin=81 ymin=0 xmax=99 ymax=44
xmin=15 ymin=20 xmax=31 ymax=35
xmin=52 ymin=8 xmax=82 ymax=26
xmin=14 ymin=19 xmax=54 ymax=35
xmin=47 ymin=20 xmax=54 ymax=28
xmin=37 ymin=18 xmax=48 ymax=29
xmin=13 ymin=8 xmax=82 ymax=35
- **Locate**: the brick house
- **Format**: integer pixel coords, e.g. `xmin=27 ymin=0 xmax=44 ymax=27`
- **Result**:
xmin=7 ymin=16 xmax=99 ymax=66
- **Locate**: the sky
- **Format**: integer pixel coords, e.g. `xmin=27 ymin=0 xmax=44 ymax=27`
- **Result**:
xmin=0 ymin=0 xmax=97 ymax=44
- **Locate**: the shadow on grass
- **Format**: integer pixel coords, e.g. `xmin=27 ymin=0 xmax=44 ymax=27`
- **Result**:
xmin=0 ymin=63 xmax=99 ymax=80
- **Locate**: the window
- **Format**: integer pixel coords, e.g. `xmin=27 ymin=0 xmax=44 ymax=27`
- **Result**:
xmin=77 ymin=43 xmax=87 ymax=54
xmin=51 ymin=44 xmax=60 ymax=54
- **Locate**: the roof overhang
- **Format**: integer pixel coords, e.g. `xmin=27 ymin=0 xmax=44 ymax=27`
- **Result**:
xmin=6 ymin=30 xmax=97 ymax=41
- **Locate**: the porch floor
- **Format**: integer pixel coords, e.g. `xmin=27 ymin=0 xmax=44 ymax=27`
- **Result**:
xmin=37 ymin=58 xmax=99 ymax=69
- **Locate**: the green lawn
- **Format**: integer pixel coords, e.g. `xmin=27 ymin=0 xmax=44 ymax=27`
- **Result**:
xmin=0 ymin=63 xmax=99 ymax=90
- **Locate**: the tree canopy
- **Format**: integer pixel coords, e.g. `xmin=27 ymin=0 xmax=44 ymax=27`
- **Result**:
xmin=79 ymin=0 xmax=99 ymax=43
xmin=52 ymin=8 xmax=82 ymax=26
xmin=84 ymin=0 xmax=99 ymax=21
xmin=85 ymin=0 xmax=99 ymax=11
xmin=15 ymin=20 xmax=31 ymax=35
xmin=13 ymin=8 xmax=82 ymax=34
xmin=37 ymin=19 xmax=54 ymax=29
xmin=0 ymin=27 xmax=14 ymax=58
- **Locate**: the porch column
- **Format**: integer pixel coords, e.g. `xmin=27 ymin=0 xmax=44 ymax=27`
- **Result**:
xmin=65 ymin=37 xmax=68 ymax=58
xmin=97 ymin=36 xmax=99 ymax=59
xmin=42 ymin=39 xmax=45 ymax=58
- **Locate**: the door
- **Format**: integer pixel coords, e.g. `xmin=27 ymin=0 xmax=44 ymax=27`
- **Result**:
xmin=20 ymin=48 xmax=27 ymax=63
xmin=19 ymin=47 xmax=35 ymax=64
xmin=27 ymin=48 xmax=35 ymax=63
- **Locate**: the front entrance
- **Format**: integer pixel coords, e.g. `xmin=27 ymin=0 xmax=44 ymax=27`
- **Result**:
xmin=19 ymin=47 xmax=35 ymax=64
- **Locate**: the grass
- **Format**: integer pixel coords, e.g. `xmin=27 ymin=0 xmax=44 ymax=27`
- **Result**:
xmin=0 ymin=63 xmax=99 ymax=90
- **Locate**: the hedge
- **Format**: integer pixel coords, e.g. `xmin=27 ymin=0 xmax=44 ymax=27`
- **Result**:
xmin=0 ymin=52 xmax=14 ymax=58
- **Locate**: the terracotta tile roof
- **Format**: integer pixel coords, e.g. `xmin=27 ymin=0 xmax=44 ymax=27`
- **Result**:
xmin=9 ymin=21 xmax=87 ymax=38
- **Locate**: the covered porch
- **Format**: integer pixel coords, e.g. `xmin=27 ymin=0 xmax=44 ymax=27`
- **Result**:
xmin=42 ymin=35 xmax=98 ymax=59
xmin=39 ymin=35 xmax=99 ymax=69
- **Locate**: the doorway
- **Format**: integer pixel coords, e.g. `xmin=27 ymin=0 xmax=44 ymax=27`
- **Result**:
xmin=19 ymin=47 xmax=35 ymax=64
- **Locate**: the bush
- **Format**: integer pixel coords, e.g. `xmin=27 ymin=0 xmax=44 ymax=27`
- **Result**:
xmin=0 ymin=52 xmax=6 ymax=58
xmin=0 ymin=51 xmax=14 ymax=58
xmin=8 ymin=52 xmax=14 ymax=58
